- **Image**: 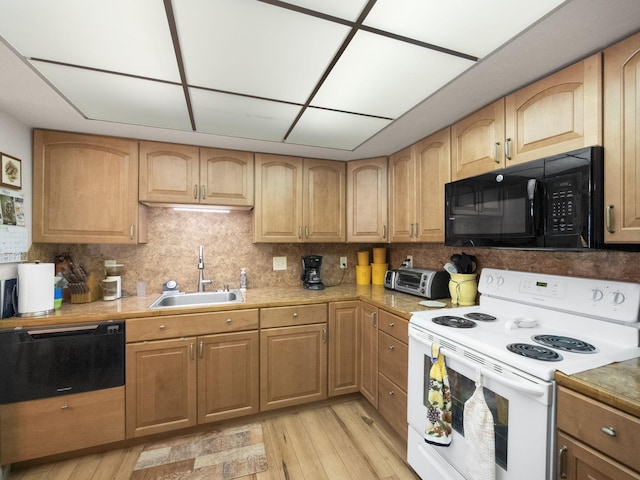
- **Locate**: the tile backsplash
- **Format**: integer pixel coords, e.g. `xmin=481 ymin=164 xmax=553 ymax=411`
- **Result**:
xmin=29 ymin=207 xmax=640 ymax=298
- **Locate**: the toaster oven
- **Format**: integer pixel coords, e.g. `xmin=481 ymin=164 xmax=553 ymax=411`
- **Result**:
xmin=392 ymin=267 xmax=449 ymax=299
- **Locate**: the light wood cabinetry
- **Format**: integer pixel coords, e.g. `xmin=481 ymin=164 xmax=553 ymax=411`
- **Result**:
xmin=556 ymin=386 xmax=640 ymax=479
xmin=328 ymin=301 xmax=360 ymax=397
xmin=260 ymin=304 xmax=328 ymax=410
xmin=139 ymin=141 xmax=254 ymax=207
xmin=33 ymin=129 xmax=146 ymax=244
xmin=377 ymin=310 xmax=409 ymax=438
xmin=346 ymin=157 xmax=388 ymax=242
xmin=254 ymin=154 xmax=345 ymax=242
xmin=359 ymin=301 xmax=378 ymax=407
xmin=603 ymin=31 xmax=640 ymax=243
xmin=452 ymin=54 xmax=602 ymax=180
xmin=389 ymin=127 xmax=451 ymax=242
xmin=0 ymin=387 xmax=125 ymax=464
xmin=125 ymin=309 xmax=259 ymax=438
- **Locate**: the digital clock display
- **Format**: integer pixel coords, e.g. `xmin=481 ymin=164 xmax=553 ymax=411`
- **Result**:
xmin=536 ymin=281 xmax=548 ymax=288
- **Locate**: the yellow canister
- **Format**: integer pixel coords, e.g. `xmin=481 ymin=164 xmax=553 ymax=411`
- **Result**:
xmin=372 ymin=248 xmax=387 ymax=264
xmin=356 ymin=265 xmax=372 ymax=285
xmin=357 ymin=250 xmax=370 ymax=266
xmin=371 ymin=263 xmax=388 ymax=285
xmin=449 ymin=273 xmax=478 ymax=306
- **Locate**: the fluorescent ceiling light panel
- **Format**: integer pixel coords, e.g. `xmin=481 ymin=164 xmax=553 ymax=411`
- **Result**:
xmin=33 ymin=62 xmax=191 ymax=131
xmin=189 ymin=87 xmax=301 ymax=141
xmin=173 ymin=0 xmax=350 ymax=103
xmin=279 ymin=0 xmax=371 ymax=21
xmin=287 ymin=108 xmax=392 ymax=150
xmin=0 ymin=0 xmax=180 ymax=82
xmin=312 ymin=30 xmax=474 ymax=118
xmin=365 ymin=0 xmax=566 ymax=59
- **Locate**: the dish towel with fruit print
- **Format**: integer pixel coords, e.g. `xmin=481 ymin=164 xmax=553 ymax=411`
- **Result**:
xmin=425 ymin=343 xmax=452 ymax=446
xmin=463 ymin=373 xmax=495 ymax=480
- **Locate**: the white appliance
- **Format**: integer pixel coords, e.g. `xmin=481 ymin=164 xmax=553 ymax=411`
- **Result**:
xmin=407 ymin=268 xmax=640 ymax=480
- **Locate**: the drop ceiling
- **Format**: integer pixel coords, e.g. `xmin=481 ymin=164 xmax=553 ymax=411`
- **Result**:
xmin=1 ymin=0 xmax=640 ymax=160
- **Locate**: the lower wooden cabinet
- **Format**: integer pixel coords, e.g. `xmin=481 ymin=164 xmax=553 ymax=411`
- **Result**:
xmin=0 ymin=387 xmax=125 ymax=464
xmin=328 ymin=301 xmax=360 ymax=397
xmin=378 ymin=373 xmax=408 ymax=439
xmin=359 ymin=301 xmax=379 ymax=407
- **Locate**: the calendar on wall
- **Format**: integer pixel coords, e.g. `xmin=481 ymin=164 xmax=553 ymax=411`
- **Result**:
xmin=0 ymin=187 xmax=27 ymax=263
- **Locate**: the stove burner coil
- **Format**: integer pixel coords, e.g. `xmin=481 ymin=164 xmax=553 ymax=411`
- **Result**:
xmin=507 ymin=343 xmax=563 ymax=362
xmin=532 ymin=335 xmax=597 ymax=353
xmin=432 ymin=316 xmax=477 ymax=328
xmin=464 ymin=312 xmax=497 ymax=322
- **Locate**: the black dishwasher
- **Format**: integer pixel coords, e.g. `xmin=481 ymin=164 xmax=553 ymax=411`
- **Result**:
xmin=0 ymin=321 xmax=125 ymax=404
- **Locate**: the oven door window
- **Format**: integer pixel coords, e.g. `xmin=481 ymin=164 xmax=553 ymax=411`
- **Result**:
xmin=424 ymin=355 xmax=509 ymax=470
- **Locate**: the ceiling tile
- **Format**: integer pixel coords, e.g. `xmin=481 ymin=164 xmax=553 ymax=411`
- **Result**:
xmin=33 ymin=62 xmax=192 ymax=131
xmin=311 ymin=30 xmax=474 ymax=118
xmin=190 ymin=87 xmax=302 ymax=141
xmin=365 ymin=0 xmax=566 ymax=58
xmin=0 ymin=0 xmax=180 ymax=82
xmin=278 ymin=0 xmax=370 ymax=21
xmin=287 ymin=108 xmax=392 ymax=150
xmin=173 ymin=0 xmax=351 ymax=103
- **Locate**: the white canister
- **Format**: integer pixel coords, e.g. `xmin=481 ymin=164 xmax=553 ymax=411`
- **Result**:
xmin=17 ymin=263 xmax=55 ymax=317
xmin=102 ymin=276 xmax=122 ymax=301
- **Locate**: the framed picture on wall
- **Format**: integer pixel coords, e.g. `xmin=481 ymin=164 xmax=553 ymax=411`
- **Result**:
xmin=1 ymin=153 xmax=21 ymax=189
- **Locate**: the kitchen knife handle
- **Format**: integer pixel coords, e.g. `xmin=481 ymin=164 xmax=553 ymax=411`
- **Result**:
xmin=606 ymin=205 xmax=615 ymax=233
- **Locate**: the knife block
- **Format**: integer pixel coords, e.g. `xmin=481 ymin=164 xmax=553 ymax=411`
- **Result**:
xmin=70 ymin=273 xmax=102 ymax=304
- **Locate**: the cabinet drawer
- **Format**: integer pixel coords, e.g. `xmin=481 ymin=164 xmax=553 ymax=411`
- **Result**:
xmin=378 ymin=310 xmax=408 ymax=343
xmin=1 ymin=386 xmax=125 ymax=464
xmin=127 ymin=309 xmax=259 ymax=342
xmin=260 ymin=303 xmax=327 ymax=328
xmin=378 ymin=373 xmax=408 ymax=439
xmin=557 ymin=387 xmax=640 ymax=471
xmin=378 ymin=330 xmax=408 ymax=391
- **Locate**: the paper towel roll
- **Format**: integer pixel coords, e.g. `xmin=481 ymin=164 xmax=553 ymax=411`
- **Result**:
xmin=18 ymin=263 xmax=55 ymax=316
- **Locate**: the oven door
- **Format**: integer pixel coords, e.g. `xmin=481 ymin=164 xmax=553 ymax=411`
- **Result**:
xmin=407 ymin=325 xmax=555 ymax=480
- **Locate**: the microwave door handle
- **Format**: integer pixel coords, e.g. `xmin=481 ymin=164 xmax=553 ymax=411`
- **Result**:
xmin=409 ymin=329 xmax=546 ymax=397
xmin=527 ymin=179 xmax=543 ymax=234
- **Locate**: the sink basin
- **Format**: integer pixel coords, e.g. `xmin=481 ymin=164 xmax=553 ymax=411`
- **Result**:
xmin=148 ymin=290 xmax=244 ymax=309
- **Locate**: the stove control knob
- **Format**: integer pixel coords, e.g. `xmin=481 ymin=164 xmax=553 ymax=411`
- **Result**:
xmin=485 ymin=274 xmax=494 ymax=285
xmin=496 ymin=276 xmax=505 ymax=286
xmin=590 ymin=288 xmax=604 ymax=301
xmin=610 ymin=291 xmax=625 ymax=305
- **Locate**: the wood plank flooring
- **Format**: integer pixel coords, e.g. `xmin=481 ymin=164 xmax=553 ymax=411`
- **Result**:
xmin=6 ymin=398 xmax=419 ymax=480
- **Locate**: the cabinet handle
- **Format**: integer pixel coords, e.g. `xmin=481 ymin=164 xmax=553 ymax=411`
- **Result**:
xmin=194 ymin=184 xmax=198 ymax=200
xmin=600 ymin=426 xmax=617 ymax=437
xmin=388 ymin=390 xmax=394 ymax=395
xmin=298 ymin=226 xmax=302 ymax=239
xmin=493 ymin=142 xmax=500 ymax=163
xmin=505 ymin=138 xmax=512 ymax=160
xmin=322 ymin=327 xmax=327 ymax=343
xmin=129 ymin=224 xmax=135 ymax=240
xmin=388 ymin=345 xmax=395 ymax=350
xmin=293 ymin=312 xmax=299 ymax=318
xmin=389 ymin=322 xmax=394 ymax=327
xmin=382 ymin=225 xmax=387 ymax=239
xmin=158 ymin=324 xmax=166 ymax=330
xmin=305 ymin=226 xmax=309 ymax=239
xmin=190 ymin=342 xmax=195 ymax=360
xmin=199 ymin=341 xmax=204 ymax=359
xmin=201 ymin=185 xmax=205 ymax=199
xmin=60 ymin=403 xmax=69 ymax=409
xmin=606 ymin=205 xmax=615 ymax=233
xmin=226 ymin=318 xmax=232 ymax=324
xmin=558 ymin=445 xmax=567 ymax=478
xmin=371 ymin=311 xmax=377 ymax=328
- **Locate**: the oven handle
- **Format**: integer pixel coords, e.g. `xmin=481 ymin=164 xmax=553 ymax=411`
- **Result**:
xmin=409 ymin=329 xmax=546 ymax=397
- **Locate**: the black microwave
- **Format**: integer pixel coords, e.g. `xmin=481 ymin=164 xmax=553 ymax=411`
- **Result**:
xmin=445 ymin=146 xmax=604 ymax=249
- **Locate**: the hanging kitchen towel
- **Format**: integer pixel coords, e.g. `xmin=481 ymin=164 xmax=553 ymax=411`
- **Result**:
xmin=424 ymin=344 xmax=452 ymax=446
xmin=463 ymin=374 xmax=496 ymax=480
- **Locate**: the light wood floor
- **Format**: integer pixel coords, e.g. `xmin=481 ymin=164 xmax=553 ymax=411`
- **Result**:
xmin=6 ymin=397 xmax=419 ymax=480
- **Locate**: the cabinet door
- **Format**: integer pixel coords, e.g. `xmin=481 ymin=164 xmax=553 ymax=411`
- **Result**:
xmin=139 ymin=141 xmax=200 ymax=204
xmin=389 ymin=146 xmax=416 ymax=242
xmin=200 ymin=147 xmax=254 ymax=207
xmin=415 ymin=127 xmax=451 ymax=242
xmin=451 ymin=99 xmax=505 ymax=181
xmin=254 ymin=153 xmax=303 ymax=242
xmin=303 ymin=158 xmax=346 ymax=242
xmin=328 ymin=301 xmax=360 ymax=397
xmin=260 ymin=323 xmax=327 ymax=411
xmin=33 ymin=130 xmax=143 ymax=244
xmin=126 ymin=338 xmax=197 ymax=438
xmin=604 ymin=32 xmax=640 ymax=243
xmin=346 ymin=157 xmax=388 ymax=242
xmin=506 ymin=53 xmax=602 ymax=165
xmin=359 ymin=302 xmax=378 ymax=407
xmin=198 ymin=331 xmax=259 ymax=424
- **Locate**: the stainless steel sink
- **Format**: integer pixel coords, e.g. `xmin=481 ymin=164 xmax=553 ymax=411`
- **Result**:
xmin=148 ymin=290 xmax=244 ymax=309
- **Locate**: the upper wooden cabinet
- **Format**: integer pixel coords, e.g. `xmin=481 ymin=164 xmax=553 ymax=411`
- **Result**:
xmin=389 ymin=128 xmax=451 ymax=242
xmin=346 ymin=157 xmax=388 ymax=242
xmin=603 ymin=31 xmax=640 ymax=243
xmin=33 ymin=130 xmax=147 ymax=244
xmin=452 ymin=53 xmax=602 ymax=180
xmin=139 ymin=141 xmax=254 ymax=208
xmin=254 ymin=154 xmax=345 ymax=243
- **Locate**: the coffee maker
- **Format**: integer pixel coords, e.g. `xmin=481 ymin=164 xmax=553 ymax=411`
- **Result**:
xmin=301 ymin=255 xmax=324 ymax=290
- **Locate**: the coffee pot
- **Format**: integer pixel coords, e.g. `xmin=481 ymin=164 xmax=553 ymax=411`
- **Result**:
xmin=301 ymin=255 xmax=324 ymax=290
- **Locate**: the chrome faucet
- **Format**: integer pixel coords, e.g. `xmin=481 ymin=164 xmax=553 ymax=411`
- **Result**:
xmin=197 ymin=245 xmax=213 ymax=292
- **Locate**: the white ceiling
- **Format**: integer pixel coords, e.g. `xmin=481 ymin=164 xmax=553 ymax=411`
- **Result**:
xmin=0 ymin=0 xmax=639 ymax=161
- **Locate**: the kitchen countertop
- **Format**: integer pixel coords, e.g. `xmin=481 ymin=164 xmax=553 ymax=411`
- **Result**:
xmin=0 ymin=283 xmax=454 ymax=329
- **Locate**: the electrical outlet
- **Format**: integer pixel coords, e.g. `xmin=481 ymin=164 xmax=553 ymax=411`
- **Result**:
xmin=340 ymin=256 xmax=347 ymax=269
xmin=273 ymin=256 xmax=287 ymax=271
xmin=405 ymin=255 xmax=413 ymax=268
